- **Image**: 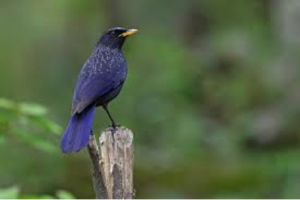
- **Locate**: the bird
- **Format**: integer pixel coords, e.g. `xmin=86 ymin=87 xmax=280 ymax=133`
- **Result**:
xmin=61 ymin=27 xmax=138 ymax=153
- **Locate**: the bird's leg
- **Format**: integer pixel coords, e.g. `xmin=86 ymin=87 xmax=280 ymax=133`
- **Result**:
xmin=103 ymin=105 xmax=118 ymax=128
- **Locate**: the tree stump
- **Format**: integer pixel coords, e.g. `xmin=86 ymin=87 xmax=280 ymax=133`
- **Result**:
xmin=87 ymin=127 xmax=134 ymax=199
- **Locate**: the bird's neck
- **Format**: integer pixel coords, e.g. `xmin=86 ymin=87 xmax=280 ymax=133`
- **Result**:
xmin=96 ymin=36 xmax=125 ymax=50
xmin=94 ymin=45 xmax=122 ymax=54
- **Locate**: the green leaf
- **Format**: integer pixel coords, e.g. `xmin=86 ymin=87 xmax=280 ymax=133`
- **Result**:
xmin=14 ymin=129 xmax=58 ymax=154
xmin=39 ymin=195 xmax=56 ymax=199
xmin=19 ymin=194 xmax=40 ymax=199
xmin=29 ymin=117 xmax=62 ymax=135
xmin=0 ymin=134 xmax=6 ymax=145
xmin=56 ymin=190 xmax=76 ymax=199
xmin=43 ymin=120 xmax=62 ymax=135
xmin=0 ymin=98 xmax=15 ymax=110
xmin=19 ymin=103 xmax=48 ymax=116
xmin=0 ymin=186 xmax=20 ymax=199
xmin=31 ymin=138 xmax=58 ymax=154
xmin=20 ymin=194 xmax=55 ymax=199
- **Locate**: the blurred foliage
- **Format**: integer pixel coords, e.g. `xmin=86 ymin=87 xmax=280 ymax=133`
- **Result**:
xmin=0 ymin=98 xmax=61 ymax=153
xmin=0 ymin=186 xmax=75 ymax=199
xmin=0 ymin=0 xmax=300 ymax=198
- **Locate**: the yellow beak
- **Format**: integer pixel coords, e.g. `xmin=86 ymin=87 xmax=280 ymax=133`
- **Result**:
xmin=119 ymin=29 xmax=138 ymax=37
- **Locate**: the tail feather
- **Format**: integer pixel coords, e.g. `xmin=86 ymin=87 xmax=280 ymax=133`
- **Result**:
xmin=61 ymin=104 xmax=95 ymax=153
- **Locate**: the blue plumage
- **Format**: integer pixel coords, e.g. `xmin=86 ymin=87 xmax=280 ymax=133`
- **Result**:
xmin=61 ymin=104 xmax=95 ymax=153
xmin=61 ymin=27 xmax=137 ymax=153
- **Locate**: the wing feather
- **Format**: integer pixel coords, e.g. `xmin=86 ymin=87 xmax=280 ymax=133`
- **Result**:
xmin=71 ymin=56 xmax=126 ymax=115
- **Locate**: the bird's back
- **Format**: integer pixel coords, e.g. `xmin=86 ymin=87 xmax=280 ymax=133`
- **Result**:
xmin=72 ymin=48 xmax=127 ymax=115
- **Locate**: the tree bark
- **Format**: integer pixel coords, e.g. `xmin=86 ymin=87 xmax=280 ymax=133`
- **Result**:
xmin=87 ymin=127 xmax=134 ymax=199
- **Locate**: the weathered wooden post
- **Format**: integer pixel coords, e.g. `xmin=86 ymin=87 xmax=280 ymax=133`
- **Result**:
xmin=87 ymin=127 xmax=134 ymax=199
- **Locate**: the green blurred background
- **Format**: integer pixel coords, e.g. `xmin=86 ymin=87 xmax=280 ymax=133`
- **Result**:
xmin=1 ymin=0 xmax=300 ymax=198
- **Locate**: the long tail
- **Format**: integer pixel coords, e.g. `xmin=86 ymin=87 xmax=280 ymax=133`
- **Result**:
xmin=60 ymin=104 xmax=96 ymax=153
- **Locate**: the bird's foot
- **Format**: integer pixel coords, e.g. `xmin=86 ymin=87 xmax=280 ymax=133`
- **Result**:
xmin=110 ymin=123 xmax=121 ymax=129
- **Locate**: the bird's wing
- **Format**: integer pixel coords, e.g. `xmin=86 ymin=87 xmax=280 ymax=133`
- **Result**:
xmin=71 ymin=63 xmax=126 ymax=115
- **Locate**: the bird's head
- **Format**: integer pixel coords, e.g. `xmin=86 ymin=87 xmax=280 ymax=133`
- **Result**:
xmin=97 ymin=27 xmax=138 ymax=49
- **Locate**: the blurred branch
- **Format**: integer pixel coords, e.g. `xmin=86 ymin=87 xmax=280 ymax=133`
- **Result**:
xmin=88 ymin=127 xmax=134 ymax=199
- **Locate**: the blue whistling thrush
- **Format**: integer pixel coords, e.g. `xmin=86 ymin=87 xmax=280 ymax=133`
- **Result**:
xmin=61 ymin=27 xmax=138 ymax=153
